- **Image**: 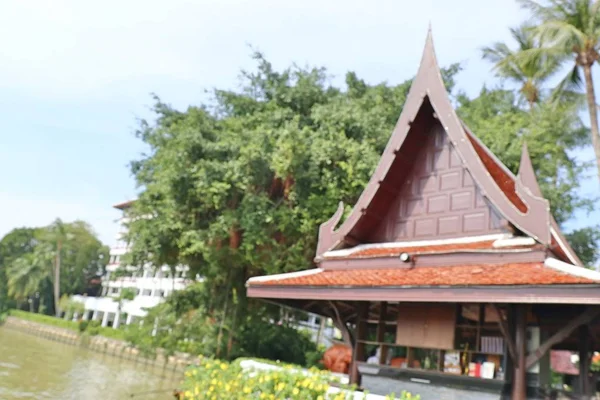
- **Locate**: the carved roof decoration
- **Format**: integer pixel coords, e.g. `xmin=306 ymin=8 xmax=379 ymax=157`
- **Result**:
xmin=316 ymin=29 xmax=580 ymax=266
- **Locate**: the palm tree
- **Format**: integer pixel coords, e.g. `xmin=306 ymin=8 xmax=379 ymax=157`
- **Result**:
xmin=40 ymin=219 xmax=75 ymax=317
xmin=482 ymin=23 xmax=561 ymax=109
xmin=7 ymin=244 xmax=54 ymax=309
xmin=518 ymin=0 xmax=600 ymax=183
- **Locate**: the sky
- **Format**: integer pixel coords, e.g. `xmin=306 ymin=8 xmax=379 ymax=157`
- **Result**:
xmin=0 ymin=0 xmax=598 ymax=246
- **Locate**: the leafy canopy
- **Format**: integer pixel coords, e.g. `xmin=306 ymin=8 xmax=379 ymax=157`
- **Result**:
xmin=127 ymin=53 xmax=598 ymax=323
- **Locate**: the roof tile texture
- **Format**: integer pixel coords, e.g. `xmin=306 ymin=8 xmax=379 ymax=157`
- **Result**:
xmin=326 ymin=240 xmax=539 ymax=259
xmin=465 ymin=130 xmax=528 ymax=213
xmin=250 ymin=263 xmax=595 ymax=287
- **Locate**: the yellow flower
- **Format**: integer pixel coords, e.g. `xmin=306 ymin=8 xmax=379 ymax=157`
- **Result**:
xmin=184 ymin=391 xmax=192 ymax=398
xmin=317 ymin=396 xmax=324 ymax=400
xmin=211 ymin=378 xmax=217 ymax=386
xmin=276 ymin=382 xmax=285 ymax=391
xmin=220 ymin=363 xmax=228 ymax=370
xmin=293 ymin=388 xmax=300 ymax=395
xmin=243 ymin=387 xmax=251 ymax=394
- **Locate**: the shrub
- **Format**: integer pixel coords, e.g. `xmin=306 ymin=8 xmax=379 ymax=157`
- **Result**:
xmin=78 ymin=320 xmax=89 ymax=333
xmin=231 ymin=314 xmax=318 ymax=366
xmin=181 ymin=358 xmax=420 ymax=400
xmin=304 ymin=344 xmax=326 ymax=370
xmin=180 ymin=358 xmax=349 ymax=400
xmin=87 ymin=320 xmax=101 ymax=336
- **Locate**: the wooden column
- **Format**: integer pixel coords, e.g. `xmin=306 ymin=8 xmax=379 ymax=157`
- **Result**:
xmin=349 ymin=302 xmax=369 ymax=386
xmin=511 ymin=305 xmax=527 ymax=400
xmin=377 ymin=302 xmax=388 ymax=364
xmin=579 ymin=325 xmax=592 ymax=399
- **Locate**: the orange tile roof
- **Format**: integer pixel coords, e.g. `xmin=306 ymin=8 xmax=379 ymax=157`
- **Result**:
xmin=325 ymin=240 xmax=539 ymax=259
xmin=249 ymin=263 xmax=595 ymax=287
xmin=465 ymin=130 xmax=528 ymax=213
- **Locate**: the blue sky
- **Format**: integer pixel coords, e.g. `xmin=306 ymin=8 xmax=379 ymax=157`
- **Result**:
xmin=0 ymin=0 xmax=597 ymax=246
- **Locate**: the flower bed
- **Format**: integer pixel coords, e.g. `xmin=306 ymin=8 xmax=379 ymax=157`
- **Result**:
xmin=180 ymin=358 xmax=419 ymax=399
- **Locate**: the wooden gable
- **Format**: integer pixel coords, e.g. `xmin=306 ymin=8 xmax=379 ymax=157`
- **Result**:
xmin=314 ymin=29 xmax=581 ymax=267
xmin=369 ymin=120 xmax=505 ymax=242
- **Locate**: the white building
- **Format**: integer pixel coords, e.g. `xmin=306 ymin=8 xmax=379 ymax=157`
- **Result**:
xmin=73 ymin=200 xmax=337 ymax=347
xmin=73 ymin=200 xmax=195 ymax=328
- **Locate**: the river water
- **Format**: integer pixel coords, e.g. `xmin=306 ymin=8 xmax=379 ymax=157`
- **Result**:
xmin=0 ymin=327 xmax=181 ymax=400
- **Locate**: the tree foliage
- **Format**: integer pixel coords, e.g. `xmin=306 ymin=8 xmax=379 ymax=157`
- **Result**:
xmin=517 ymin=0 xmax=600 ymax=183
xmin=0 ymin=221 xmax=108 ymax=314
xmin=482 ymin=23 xmax=566 ymax=108
xmin=126 ymin=52 xmax=598 ymax=347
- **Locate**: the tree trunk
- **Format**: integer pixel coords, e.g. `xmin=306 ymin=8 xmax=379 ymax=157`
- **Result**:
xmin=54 ymin=240 xmax=61 ymax=317
xmin=583 ymin=64 xmax=600 ymax=184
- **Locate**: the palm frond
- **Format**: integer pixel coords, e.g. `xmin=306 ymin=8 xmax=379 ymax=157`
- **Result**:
xmin=481 ymin=42 xmax=512 ymax=64
xmin=536 ymin=20 xmax=586 ymax=51
xmin=550 ymin=64 xmax=584 ymax=105
xmin=588 ymin=0 xmax=600 ymax=35
xmin=518 ymin=0 xmax=565 ymax=21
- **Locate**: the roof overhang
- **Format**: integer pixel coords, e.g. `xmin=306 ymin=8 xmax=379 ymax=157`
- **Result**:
xmin=248 ymin=284 xmax=600 ymax=305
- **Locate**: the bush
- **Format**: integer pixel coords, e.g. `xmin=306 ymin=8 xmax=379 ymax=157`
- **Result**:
xmin=180 ymin=358 xmax=349 ymax=400
xmin=86 ymin=320 xmax=101 ymax=336
xmin=78 ymin=320 xmax=89 ymax=333
xmin=304 ymin=344 xmax=326 ymax=370
xmin=180 ymin=358 xmax=420 ymax=400
xmin=231 ymin=315 xmax=318 ymax=366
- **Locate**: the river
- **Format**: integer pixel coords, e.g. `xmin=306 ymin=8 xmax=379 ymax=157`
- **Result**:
xmin=0 ymin=327 xmax=181 ymax=400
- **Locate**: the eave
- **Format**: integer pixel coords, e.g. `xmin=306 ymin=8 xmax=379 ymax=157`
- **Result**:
xmin=247 ymin=285 xmax=600 ymax=305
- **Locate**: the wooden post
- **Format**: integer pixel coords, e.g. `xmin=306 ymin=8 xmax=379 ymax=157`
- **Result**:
xmin=377 ymin=302 xmax=388 ymax=365
xmin=579 ymin=325 xmax=591 ymax=399
xmin=350 ymin=302 xmax=369 ymax=386
xmin=511 ymin=305 xmax=527 ymax=400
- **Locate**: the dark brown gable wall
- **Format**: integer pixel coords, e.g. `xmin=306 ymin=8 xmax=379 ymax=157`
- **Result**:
xmin=369 ymin=121 xmax=506 ymax=242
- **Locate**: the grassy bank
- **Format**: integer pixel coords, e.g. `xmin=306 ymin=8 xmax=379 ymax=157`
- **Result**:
xmin=8 ymin=309 xmax=126 ymax=340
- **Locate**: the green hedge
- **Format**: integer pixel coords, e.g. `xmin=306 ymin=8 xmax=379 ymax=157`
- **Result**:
xmin=9 ymin=309 xmax=126 ymax=340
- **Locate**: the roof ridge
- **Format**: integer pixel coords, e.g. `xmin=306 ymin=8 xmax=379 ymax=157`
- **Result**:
xmin=544 ymin=258 xmax=600 ymax=281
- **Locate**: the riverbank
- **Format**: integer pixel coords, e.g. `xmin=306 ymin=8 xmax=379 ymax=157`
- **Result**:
xmin=2 ymin=314 xmax=413 ymax=399
xmin=2 ymin=315 xmax=193 ymax=373
xmin=0 ymin=326 xmax=179 ymax=400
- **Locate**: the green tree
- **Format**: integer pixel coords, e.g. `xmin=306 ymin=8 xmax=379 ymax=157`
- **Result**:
xmin=127 ymin=52 xmax=598 ymax=345
xmin=1 ymin=221 xmax=108 ymax=315
xmin=566 ymin=227 xmax=600 ymax=266
xmin=482 ymin=24 xmax=562 ymax=108
xmin=519 ymin=0 xmax=600 ymax=183
xmin=7 ymin=243 xmax=54 ymax=308
xmin=0 ymin=228 xmax=39 ymax=312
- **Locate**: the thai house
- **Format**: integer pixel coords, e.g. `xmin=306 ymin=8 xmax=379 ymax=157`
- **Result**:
xmin=246 ymin=31 xmax=600 ymax=400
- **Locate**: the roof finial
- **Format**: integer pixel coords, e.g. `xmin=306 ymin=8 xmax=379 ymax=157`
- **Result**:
xmin=517 ymin=141 xmax=543 ymax=197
